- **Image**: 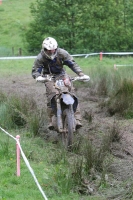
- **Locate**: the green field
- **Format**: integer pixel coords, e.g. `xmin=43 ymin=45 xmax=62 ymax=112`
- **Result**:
xmin=0 ymin=0 xmax=36 ymax=56
xmin=1 ymin=55 xmax=133 ymax=78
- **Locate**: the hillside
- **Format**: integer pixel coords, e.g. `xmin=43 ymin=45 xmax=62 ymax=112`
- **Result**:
xmin=0 ymin=0 xmax=36 ymax=56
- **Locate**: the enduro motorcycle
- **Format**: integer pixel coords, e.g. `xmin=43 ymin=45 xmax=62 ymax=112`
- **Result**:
xmin=37 ymin=74 xmax=90 ymax=149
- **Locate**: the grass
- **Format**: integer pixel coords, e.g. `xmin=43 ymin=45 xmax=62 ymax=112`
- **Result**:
xmin=1 ymin=0 xmax=133 ymax=199
xmin=0 ymin=133 xmax=51 ymax=200
xmin=0 ymin=59 xmax=34 ymax=77
xmin=1 ymin=57 xmax=133 ymax=199
xmin=1 ymin=55 xmax=133 ymax=75
xmin=0 ymin=0 xmax=36 ymax=56
xmin=0 ymin=129 xmax=106 ymax=200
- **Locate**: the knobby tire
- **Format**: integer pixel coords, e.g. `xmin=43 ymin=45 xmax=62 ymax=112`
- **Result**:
xmin=62 ymin=107 xmax=74 ymax=149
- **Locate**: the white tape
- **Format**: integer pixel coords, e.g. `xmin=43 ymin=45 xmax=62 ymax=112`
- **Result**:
xmin=0 ymin=56 xmax=37 ymax=60
xmin=0 ymin=52 xmax=133 ymax=60
xmin=0 ymin=126 xmax=48 ymax=200
xmin=115 ymin=64 xmax=133 ymax=67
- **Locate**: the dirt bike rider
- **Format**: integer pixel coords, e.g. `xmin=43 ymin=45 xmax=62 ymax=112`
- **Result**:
xmin=32 ymin=37 xmax=88 ymax=130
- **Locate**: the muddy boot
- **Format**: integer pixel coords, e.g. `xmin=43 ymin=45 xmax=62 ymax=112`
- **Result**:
xmin=75 ymin=105 xmax=82 ymax=129
xmin=48 ymin=120 xmax=54 ymax=130
xmin=47 ymin=107 xmax=54 ymax=130
xmin=76 ymin=119 xmax=82 ymax=129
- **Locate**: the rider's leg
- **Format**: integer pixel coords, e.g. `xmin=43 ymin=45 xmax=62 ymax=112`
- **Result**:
xmin=74 ymin=104 xmax=82 ymax=129
xmin=45 ymin=81 xmax=57 ymax=130
xmin=70 ymin=83 xmax=82 ymax=129
xmin=47 ymin=106 xmax=54 ymax=130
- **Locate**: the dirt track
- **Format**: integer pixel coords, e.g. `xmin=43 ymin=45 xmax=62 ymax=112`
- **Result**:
xmin=1 ymin=74 xmax=133 ymax=198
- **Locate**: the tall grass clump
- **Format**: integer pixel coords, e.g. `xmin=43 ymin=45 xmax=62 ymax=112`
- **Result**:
xmin=28 ymin=110 xmax=47 ymax=137
xmin=71 ymin=122 xmax=121 ymax=193
xmin=76 ymin=57 xmax=133 ymax=97
xmin=0 ymin=136 xmax=10 ymax=159
xmin=83 ymin=136 xmax=111 ymax=175
xmin=50 ymin=130 xmax=116 ymax=195
xmin=73 ymin=60 xmax=121 ymax=97
xmin=77 ymin=57 xmax=133 ymax=118
xmin=0 ymin=90 xmax=7 ymax=103
xmin=0 ymin=91 xmax=46 ymax=136
xmin=107 ymin=79 xmax=133 ymax=118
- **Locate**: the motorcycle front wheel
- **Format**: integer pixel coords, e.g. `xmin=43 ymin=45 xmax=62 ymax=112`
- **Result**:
xmin=62 ymin=107 xmax=75 ymax=149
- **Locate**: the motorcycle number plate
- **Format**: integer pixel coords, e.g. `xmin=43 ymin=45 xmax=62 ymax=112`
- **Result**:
xmin=56 ymin=80 xmax=65 ymax=87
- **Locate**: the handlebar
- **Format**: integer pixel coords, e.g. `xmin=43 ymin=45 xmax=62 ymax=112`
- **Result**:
xmin=36 ymin=74 xmax=90 ymax=83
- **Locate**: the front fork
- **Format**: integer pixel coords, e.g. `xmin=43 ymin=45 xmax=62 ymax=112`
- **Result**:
xmin=56 ymin=99 xmax=76 ymax=133
xmin=56 ymin=98 xmax=63 ymax=132
xmin=69 ymin=104 xmax=76 ymax=131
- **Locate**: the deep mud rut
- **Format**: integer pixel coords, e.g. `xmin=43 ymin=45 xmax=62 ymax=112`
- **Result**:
xmin=1 ymin=75 xmax=133 ymax=199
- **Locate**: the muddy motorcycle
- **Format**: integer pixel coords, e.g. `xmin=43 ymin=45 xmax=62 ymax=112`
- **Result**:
xmin=37 ymin=74 xmax=90 ymax=149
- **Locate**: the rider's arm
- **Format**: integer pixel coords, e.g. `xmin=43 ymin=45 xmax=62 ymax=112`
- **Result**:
xmin=58 ymin=48 xmax=84 ymax=76
xmin=32 ymin=53 xmax=44 ymax=79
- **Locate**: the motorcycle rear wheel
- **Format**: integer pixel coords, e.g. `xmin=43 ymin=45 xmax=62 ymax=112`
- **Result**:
xmin=62 ymin=107 xmax=75 ymax=149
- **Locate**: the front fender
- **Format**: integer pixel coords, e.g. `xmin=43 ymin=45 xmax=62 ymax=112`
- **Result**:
xmin=61 ymin=93 xmax=74 ymax=105
xmin=50 ymin=93 xmax=78 ymax=113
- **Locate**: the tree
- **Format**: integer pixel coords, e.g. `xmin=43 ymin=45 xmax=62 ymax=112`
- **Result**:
xmin=25 ymin=0 xmax=90 ymax=54
xmin=25 ymin=0 xmax=133 ymax=54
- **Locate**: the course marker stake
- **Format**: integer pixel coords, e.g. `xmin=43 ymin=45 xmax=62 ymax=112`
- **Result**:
xmin=100 ymin=52 xmax=103 ymax=60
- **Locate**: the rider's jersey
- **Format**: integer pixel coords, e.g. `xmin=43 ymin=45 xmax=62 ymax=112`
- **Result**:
xmin=32 ymin=48 xmax=82 ymax=79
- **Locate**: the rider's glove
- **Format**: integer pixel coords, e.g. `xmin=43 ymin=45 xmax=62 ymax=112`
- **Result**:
xmin=78 ymin=72 xmax=84 ymax=76
xmin=36 ymin=76 xmax=46 ymax=82
xmin=78 ymin=74 xmax=90 ymax=82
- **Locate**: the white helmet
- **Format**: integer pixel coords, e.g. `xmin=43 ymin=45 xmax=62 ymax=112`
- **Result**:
xmin=42 ymin=37 xmax=58 ymax=60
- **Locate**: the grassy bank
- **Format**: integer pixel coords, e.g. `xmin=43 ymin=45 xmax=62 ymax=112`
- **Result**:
xmin=0 ymin=0 xmax=36 ymax=56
